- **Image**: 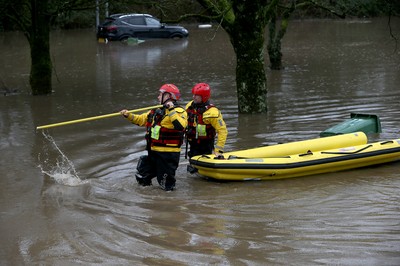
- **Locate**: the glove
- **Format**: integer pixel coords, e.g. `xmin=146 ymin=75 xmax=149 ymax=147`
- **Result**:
xmin=120 ymin=109 xmax=133 ymax=120
xmin=120 ymin=109 xmax=129 ymax=117
xmin=213 ymin=149 xmax=224 ymax=158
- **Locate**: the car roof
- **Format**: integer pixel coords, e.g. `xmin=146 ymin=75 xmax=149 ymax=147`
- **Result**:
xmin=108 ymin=13 xmax=154 ymax=19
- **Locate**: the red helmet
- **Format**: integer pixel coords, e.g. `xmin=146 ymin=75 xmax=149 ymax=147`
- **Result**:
xmin=159 ymin=84 xmax=181 ymax=100
xmin=192 ymin=83 xmax=211 ymax=103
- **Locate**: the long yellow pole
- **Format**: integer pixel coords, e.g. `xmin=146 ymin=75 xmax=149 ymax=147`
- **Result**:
xmin=36 ymin=105 xmax=163 ymax=130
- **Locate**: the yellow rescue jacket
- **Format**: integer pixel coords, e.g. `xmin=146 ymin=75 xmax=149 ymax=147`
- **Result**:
xmin=185 ymin=100 xmax=228 ymax=152
xmin=131 ymin=106 xmax=187 ymax=152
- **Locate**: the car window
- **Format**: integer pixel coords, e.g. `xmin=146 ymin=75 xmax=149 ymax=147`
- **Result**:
xmin=145 ymin=17 xmax=161 ymax=27
xmin=123 ymin=16 xmax=145 ymax=25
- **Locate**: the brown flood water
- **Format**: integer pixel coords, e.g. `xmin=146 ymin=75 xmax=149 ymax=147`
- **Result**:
xmin=1 ymin=18 xmax=400 ymax=265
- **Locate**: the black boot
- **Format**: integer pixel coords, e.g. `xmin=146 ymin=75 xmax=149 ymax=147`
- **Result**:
xmin=135 ymin=173 xmax=152 ymax=186
xmin=187 ymin=164 xmax=198 ymax=174
xmin=158 ymin=173 xmax=175 ymax=191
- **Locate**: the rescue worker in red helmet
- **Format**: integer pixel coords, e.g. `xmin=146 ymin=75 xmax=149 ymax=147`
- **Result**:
xmin=120 ymin=84 xmax=187 ymax=191
xmin=185 ymin=83 xmax=228 ymax=171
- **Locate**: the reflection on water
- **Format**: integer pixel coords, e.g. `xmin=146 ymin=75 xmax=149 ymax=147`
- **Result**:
xmin=1 ymin=19 xmax=400 ymax=265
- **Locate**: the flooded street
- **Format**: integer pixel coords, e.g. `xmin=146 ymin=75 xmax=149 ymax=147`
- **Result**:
xmin=1 ymin=18 xmax=400 ymax=265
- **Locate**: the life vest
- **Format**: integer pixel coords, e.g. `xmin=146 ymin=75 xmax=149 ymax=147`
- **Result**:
xmin=186 ymin=102 xmax=216 ymax=142
xmin=145 ymin=108 xmax=184 ymax=148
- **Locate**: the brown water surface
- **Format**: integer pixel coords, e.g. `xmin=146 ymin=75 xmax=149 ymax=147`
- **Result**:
xmin=1 ymin=18 xmax=400 ymax=265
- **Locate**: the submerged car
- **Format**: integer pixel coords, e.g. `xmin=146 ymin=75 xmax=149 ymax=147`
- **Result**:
xmin=96 ymin=13 xmax=189 ymax=42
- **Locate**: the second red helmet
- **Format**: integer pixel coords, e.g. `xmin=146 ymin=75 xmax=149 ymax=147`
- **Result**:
xmin=159 ymin=84 xmax=181 ymax=100
xmin=192 ymin=83 xmax=211 ymax=103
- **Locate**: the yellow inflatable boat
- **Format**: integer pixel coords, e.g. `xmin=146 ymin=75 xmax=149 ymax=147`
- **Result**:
xmin=189 ymin=132 xmax=400 ymax=181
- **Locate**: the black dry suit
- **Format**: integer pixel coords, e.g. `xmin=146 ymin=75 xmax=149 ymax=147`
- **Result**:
xmin=129 ymin=104 xmax=187 ymax=191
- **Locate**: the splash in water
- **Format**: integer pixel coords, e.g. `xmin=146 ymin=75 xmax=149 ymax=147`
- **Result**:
xmin=38 ymin=131 xmax=88 ymax=186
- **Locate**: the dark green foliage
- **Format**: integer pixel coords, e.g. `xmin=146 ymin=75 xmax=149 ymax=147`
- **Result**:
xmin=343 ymin=0 xmax=400 ymax=17
xmin=56 ymin=10 xmax=96 ymax=29
xmin=97 ymin=0 xmax=203 ymax=24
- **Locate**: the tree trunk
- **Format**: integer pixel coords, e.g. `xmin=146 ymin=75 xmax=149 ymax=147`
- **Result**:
xmin=231 ymin=33 xmax=268 ymax=113
xmin=267 ymin=15 xmax=283 ymax=70
xmin=268 ymin=3 xmax=294 ymax=70
xmin=29 ymin=0 xmax=52 ymax=95
xmin=228 ymin=3 xmax=268 ymax=113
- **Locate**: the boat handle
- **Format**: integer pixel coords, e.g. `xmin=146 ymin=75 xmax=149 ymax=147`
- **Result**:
xmin=321 ymin=144 xmax=373 ymax=155
xmin=299 ymin=150 xmax=313 ymax=157
xmin=380 ymin=140 xmax=394 ymax=145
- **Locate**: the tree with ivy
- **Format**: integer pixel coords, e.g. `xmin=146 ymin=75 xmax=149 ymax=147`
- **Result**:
xmin=194 ymin=0 xmax=276 ymax=113
xmin=195 ymin=0 xmax=350 ymax=113
xmin=3 ymin=0 xmax=95 ymax=95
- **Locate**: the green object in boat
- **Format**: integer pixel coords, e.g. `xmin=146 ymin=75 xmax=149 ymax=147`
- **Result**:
xmin=320 ymin=113 xmax=382 ymax=137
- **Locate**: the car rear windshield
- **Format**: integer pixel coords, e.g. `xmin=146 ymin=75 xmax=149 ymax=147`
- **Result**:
xmin=101 ymin=18 xmax=115 ymax=26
